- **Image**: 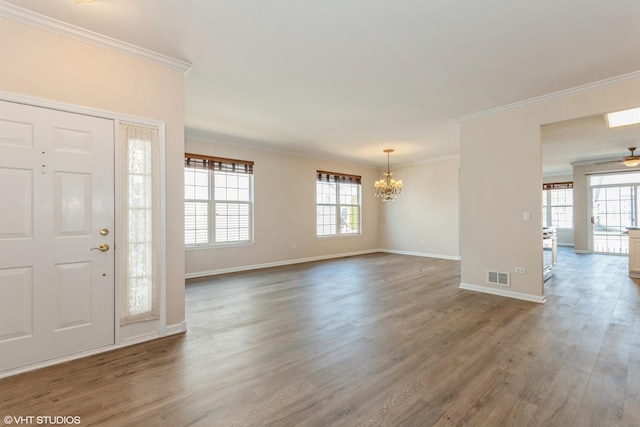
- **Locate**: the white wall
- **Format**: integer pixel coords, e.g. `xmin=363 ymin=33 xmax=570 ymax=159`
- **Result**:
xmin=185 ymin=136 xmax=462 ymax=276
xmin=0 ymin=17 xmax=186 ymax=327
xmin=379 ymin=156 xmax=460 ymax=259
xmin=185 ymin=133 xmax=381 ymax=276
xmin=460 ymin=75 xmax=640 ymax=301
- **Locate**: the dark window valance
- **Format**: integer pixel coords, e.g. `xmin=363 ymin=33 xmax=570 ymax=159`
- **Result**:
xmin=185 ymin=153 xmax=254 ymax=174
xmin=543 ymin=181 xmax=573 ymax=190
xmin=316 ymin=170 xmax=362 ymax=185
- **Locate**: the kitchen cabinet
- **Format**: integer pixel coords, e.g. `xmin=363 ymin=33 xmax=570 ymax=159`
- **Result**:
xmin=628 ymin=228 xmax=640 ymax=278
xmin=543 ymin=227 xmax=557 ymax=281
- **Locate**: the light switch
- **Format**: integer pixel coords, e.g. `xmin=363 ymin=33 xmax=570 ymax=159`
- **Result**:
xmin=523 ymin=211 xmax=531 ymax=221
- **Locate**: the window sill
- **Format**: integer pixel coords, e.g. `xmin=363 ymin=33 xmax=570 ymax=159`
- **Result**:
xmin=317 ymin=233 xmax=362 ymax=240
xmin=185 ymin=241 xmax=255 ymax=251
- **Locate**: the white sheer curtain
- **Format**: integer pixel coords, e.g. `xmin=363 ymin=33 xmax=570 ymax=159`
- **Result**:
xmin=120 ymin=123 xmax=160 ymax=325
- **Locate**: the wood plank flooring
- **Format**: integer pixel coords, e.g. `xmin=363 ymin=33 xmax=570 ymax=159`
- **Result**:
xmin=1 ymin=249 xmax=639 ymax=426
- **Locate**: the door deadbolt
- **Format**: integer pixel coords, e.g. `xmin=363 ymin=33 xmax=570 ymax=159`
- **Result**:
xmin=99 ymin=228 xmax=110 ymax=236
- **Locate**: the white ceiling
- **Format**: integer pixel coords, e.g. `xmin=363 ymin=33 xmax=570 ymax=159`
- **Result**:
xmin=4 ymin=0 xmax=640 ymax=166
xmin=542 ymin=115 xmax=640 ymax=176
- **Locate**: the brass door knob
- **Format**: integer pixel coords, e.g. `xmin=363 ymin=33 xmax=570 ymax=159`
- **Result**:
xmin=90 ymin=244 xmax=110 ymax=252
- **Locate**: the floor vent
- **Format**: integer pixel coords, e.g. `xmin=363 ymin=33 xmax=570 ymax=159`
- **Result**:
xmin=487 ymin=270 xmax=510 ymax=286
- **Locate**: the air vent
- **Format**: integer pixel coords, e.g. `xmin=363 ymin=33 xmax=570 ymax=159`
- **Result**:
xmin=487 ymin=270 xmax=510 ymax=286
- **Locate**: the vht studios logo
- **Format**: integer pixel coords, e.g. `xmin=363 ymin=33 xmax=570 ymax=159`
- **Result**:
xmin=4 ymin=415 xmax=82 ymax=425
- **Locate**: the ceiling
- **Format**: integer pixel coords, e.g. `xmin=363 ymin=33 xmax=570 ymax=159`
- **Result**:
xmin=4 ymin=0 xmax=640 ymax=166
xmin=542 ymin=115 xmax=640 ymax=176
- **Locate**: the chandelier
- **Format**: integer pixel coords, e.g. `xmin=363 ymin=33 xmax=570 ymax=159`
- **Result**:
xmin=374 ymin=149 xmax=403 ymax=202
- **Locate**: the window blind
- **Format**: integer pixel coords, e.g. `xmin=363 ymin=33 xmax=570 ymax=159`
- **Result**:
xmin=543 ymin=182 xmax=573 ymax=190
xmin=316 ymin=170 xmax=362 ymax=185
xmin=185 ymin=153 xmax=254 ymax=174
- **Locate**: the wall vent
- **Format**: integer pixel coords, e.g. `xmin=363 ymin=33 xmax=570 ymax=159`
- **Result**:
xmin=487 ymin=270 xmax=510 ymax=286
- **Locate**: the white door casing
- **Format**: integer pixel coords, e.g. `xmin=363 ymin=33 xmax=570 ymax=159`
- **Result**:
xmin=0 ymin=100 xmax=115 ymax=370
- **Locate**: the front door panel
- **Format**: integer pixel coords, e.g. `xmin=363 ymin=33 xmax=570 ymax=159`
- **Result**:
xmin=0 ymin=100 xmax=114 ymax=371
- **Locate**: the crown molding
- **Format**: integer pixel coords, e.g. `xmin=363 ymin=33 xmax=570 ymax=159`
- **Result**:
xmin=570 ymin=156 xmax=620 ymax=167
xmin=185 ymin=127 xmax=382 ymax=168
xmin=456 ymin=70 xmax=640 ymax=123
xmin=186 ymin=127 xmax=461 ymax=169
xmin=0 ymin=1 xmax=192 ymax=73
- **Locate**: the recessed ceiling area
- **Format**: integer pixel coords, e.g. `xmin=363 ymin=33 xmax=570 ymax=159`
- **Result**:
xmin=3 ymin=0 xmax=640 ymax=166
xmin=542 ymin=112 xmax=640 ymax=176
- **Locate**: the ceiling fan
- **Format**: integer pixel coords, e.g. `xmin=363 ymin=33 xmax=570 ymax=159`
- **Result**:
xmin=624 ymin=147 xmax=640 ymax=167
xmin=596 ymin=147 xmax=640 ymax=167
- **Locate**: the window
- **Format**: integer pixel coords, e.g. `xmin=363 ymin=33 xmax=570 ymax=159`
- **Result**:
xmin=542 ymin=182 xmax=573 ymax=229
xmin=316 ymin=170 xmax=361 ymax=237
xmin=120 ymin=122 xmax=161 ymax=325
xmin=185 ymin=153 xmax=254 ymax=246
xmin=589 ymin=172 xmax=640 ymax=254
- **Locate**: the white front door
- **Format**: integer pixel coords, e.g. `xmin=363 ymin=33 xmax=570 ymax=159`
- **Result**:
xmin=0 ymin=100 xmax=115 ymax=371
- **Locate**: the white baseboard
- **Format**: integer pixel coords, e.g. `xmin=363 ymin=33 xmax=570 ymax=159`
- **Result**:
xmin=120 ymin=332 xmax=161 ymax=347
xmin=574 ymin=249 xmax=590 ymax=254
xmin=166 ymin=321 xmax=187 ymax=335
xmin=185 ymin=249 xmax=379 ymax=279
xmin=379 ymin=248 xmax=461 ymax=261
xmin=459 ymin=282 xmax=546 ymax=304
xmin=119 ymin=321 xmax=186 ymax=347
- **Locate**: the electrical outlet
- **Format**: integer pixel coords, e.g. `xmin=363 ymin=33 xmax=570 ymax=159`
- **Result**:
xmin=515 ymin=267 xmax=526 ymax=274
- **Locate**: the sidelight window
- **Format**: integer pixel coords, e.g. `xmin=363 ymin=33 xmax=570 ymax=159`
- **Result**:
xmin=120 ymin=123 xmax=161 ymax=325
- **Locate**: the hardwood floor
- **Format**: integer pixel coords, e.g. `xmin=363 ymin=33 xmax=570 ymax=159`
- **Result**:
xmin=1 ymin=249 xmax=639 ymax=426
